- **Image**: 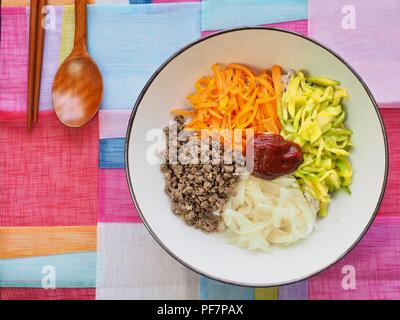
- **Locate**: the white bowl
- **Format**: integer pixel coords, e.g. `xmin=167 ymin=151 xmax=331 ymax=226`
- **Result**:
xmin=125 ymin=28 xmax=388 ymax=287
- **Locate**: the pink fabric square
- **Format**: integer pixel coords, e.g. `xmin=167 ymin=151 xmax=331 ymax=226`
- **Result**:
xmin=201 ymin=20 xmax=308 ymax=37
xmin=0 ymin=7 xmax=28 ymax=112
xmin=152 ymin=0 xmax=200 ymax=3
xmin=309 ymin=0 xmax=400 ymax=104
xmin=0 ymin=111 xmax=99 ymax=226
xmin=377 ymin=107 xmax=400 ymax=215
xmin=99 ymin=110 xmax=131 ymax=139
xmin=0 ymin=288 xmax=96 ymax=300
xmin=260 ymin=20 xmax=308 ymax=36
xmin=309 ymin=216 xmax=400 ymax=300
xmin=99 ymin=169 xmax=141 ymax=223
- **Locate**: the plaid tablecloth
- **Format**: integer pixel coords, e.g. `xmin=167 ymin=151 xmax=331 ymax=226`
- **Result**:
xmin=1 ymin=0 xmax=400 ymax=300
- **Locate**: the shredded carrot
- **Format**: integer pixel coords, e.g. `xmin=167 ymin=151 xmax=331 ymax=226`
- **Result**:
xmin=257 ymin=77 xmax=275 ymax=96
xmin=271 ymin=65 xmax=282 ymax=96
xmin=228 ymin=64 xmax=256 ymax=83
xmin=262 ymin=118 xmax=279 ymax=134
xmin=171 ymin=109 xmax=195 ymax=117
xmin=263 ymin=102 xmax=276 ymax=119
xmin=209 ymin=108 xmax=224 ymax=120
xmin=170 ymin=63 xmax=285 ymax=152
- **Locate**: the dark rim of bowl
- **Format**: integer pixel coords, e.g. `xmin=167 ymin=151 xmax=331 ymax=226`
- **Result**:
xmin=124 ymin=26 xmax=389 ymax=288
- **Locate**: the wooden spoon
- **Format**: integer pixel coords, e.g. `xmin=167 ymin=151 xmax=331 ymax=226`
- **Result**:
xmin=52 ymin=0 xmax=103 ymax=127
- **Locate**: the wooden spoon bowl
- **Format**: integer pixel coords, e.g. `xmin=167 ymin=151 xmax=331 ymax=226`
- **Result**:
xmin=52 ymin=0 xmax=103 ymax=128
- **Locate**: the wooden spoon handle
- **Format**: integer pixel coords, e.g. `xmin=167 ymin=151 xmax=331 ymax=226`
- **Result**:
xmin=33 ymin=0 xmax=47 ymax=123
xmin=27 ymin=0 xmax=39 ymax=132
xmin=72 ymin=0 xmax=87 ymax=56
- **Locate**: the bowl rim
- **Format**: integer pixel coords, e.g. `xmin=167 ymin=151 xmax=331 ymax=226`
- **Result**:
xmin=124 ymin=26 xmax=389 ymax=288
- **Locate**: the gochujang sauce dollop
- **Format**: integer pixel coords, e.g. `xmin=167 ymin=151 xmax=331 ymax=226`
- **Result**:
xmin=249 ymin=133 xmax=303 ymax=180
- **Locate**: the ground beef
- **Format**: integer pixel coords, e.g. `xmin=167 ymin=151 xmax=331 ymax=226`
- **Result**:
xmin=161 ymin=116 xmax=245 ymax=232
